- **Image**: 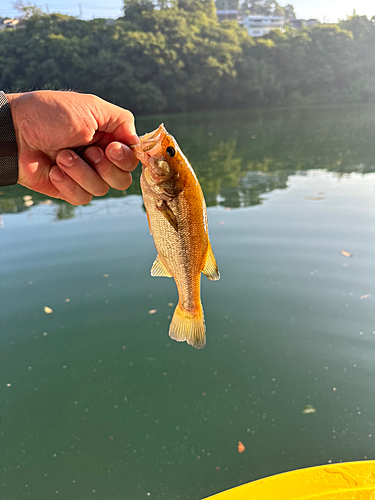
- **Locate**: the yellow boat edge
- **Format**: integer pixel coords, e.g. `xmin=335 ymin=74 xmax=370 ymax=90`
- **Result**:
xmin=203 ymin=461 xmax=375 ymax=499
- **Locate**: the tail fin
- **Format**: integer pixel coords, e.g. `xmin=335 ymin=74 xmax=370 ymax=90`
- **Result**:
xmin=169 ymin=303 xmax=206 ymax=349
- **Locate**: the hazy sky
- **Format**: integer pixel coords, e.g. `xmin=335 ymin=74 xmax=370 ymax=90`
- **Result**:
xmin=292 ymin=0 xmax=374 ymax=22
xmin=1 ymin=0 xmax=374 ymax=21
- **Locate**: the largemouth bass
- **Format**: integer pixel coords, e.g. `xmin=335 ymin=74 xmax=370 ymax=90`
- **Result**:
xmin=132 ymin=124 xmax=220 ymax=349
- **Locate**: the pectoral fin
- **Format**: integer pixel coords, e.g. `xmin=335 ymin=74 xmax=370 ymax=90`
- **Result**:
xmin=202 ymin=242 xmax=220 ymax=281
xmin=156 ymin=200 xmax=178 ymax=232
xmin=151 ymin=255 xmax=172 ymax=277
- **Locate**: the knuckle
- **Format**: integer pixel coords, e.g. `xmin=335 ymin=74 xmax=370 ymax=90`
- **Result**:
xmin=122 ymin=109 xmax=135 ymax=126
xmin=98 ymin=161 xmax=115 ymax=178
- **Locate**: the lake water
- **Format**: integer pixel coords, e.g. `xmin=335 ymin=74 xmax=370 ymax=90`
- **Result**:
xmin=1 ymin=104 xmax=375 ymax=499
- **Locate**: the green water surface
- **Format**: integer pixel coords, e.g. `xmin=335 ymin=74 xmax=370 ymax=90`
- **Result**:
xmin=1 ymin=105 xmax=375 ymax=499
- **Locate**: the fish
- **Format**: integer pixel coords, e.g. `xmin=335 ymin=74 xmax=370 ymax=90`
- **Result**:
xmin=131 ymin=124 xmax=220 ymax=349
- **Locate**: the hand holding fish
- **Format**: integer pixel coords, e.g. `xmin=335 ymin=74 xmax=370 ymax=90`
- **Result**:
xmin=132 ymin=125 xmax=220 ymax=349
xmin=7 ymin=90 xmax=139 ymax=205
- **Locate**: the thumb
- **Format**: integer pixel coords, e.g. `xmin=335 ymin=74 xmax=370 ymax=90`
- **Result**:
xmin=93 ymin=99 xmax=139 ymax=146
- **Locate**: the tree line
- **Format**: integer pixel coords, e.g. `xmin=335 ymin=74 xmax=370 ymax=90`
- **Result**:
xmin=1 ymin=2 xmax=375 ymax=115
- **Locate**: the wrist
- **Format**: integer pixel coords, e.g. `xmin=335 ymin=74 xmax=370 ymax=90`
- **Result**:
xmin=6 ymin=93 xmax=25 ymax=141
xmin=0 ymin=92 xmax=20 ymax=186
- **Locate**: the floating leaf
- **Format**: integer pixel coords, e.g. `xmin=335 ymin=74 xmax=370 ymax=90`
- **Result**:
xmin=237 ymin=441 xmax=245 ymax=453
xmin=43 ymin=306 xmax=53 ymax=314
xmin=148 ymin=309 xmax=157 ymax=315
xmin=340 ymin=251 xmax=353 ymax=258
xmin=360 ymin=294 xmax=371 ymax=300
xmin=302 ymin=404 xmax=316 ymax=415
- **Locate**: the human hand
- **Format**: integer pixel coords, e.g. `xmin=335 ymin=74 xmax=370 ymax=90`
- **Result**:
xmin=7 ymin=90 xmax=139 ymax=205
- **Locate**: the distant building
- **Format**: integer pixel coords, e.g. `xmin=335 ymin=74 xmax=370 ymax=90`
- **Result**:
xmin=289 ymin=18 xmax=305 ymax=29
xmin=217 ymin=10 xmax=238 ymax=22
xmin=242 ymin=15 xmax=285 ymax=37
xmin=305 ymin=19 xmax=319 ymax=27
xmin=0 ymin=18 xmax=19 ymax=30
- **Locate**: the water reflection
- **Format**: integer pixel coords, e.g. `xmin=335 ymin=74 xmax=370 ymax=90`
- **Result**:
xmin=2 ymin=104 xmax=375 ymax=217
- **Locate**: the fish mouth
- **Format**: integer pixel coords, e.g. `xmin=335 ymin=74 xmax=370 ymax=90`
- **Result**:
xmin=131 ymin=124 xmax=167 ymax=169
xmin=139 ymin=124 xmax=166 ymax=154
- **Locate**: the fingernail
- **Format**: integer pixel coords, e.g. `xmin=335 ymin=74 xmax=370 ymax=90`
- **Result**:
xmin=86 ymin=147 xmax=102 ymax=164
xmin=110 ymin=144 xmax=125 ymax=161
xmin=50 ymin=167 xmax=64 ymax=182
xmin=58 ymin=150 xmax=75 ymax=167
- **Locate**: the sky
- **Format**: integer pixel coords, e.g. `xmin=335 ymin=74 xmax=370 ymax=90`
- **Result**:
xmin=1 ymin=0 xmax=374 ymax=22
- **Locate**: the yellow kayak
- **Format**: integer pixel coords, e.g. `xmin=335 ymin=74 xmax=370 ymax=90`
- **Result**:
xmin=204 ymin=461 xmax=375 ymax=499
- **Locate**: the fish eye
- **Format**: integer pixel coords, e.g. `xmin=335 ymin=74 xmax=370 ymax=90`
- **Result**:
xmin=166 ymin=146 xmax=175 ymax=157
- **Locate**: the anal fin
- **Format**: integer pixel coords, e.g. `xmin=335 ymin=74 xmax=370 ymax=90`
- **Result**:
xmin=202 ymin=242 xmax=220 ymax=281
xmin=151 ymin=255 xmax=172 ymax=277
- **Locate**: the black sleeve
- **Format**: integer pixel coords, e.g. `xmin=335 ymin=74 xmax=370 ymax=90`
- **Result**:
xmin=0 ymin=91 xmax=18 ymax=186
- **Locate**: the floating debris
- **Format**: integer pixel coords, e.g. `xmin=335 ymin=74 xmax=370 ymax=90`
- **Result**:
xmin=302 ymin=404 xmax=316 ymax=415
xmin=167 ymin=303 xmax=174 ymax=307
xmin=148 ymin=309 xmax=157 ymax=315
xmin=340 ymin=251 xmax=353 ymax=258
xmin=360 ymin=294 xmax=371 ymax=300
xmin=103 ymin=274 xmax=109 ymax=278
xmin=304 ymin=196 xmax=325 ymax=201
xmin=64 ymin=298 xmax=70 ymax=303
xmin=43 ymin=306 xmax=53 ymax=314
xmin=237 ymin=441 xmax=245 ymax=453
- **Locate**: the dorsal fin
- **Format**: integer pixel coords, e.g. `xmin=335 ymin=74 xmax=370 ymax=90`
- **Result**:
xmin=202 ymin=242 xmax=220 ymax=281
xmin=151 ymin=255 xmax=172 ymax=277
